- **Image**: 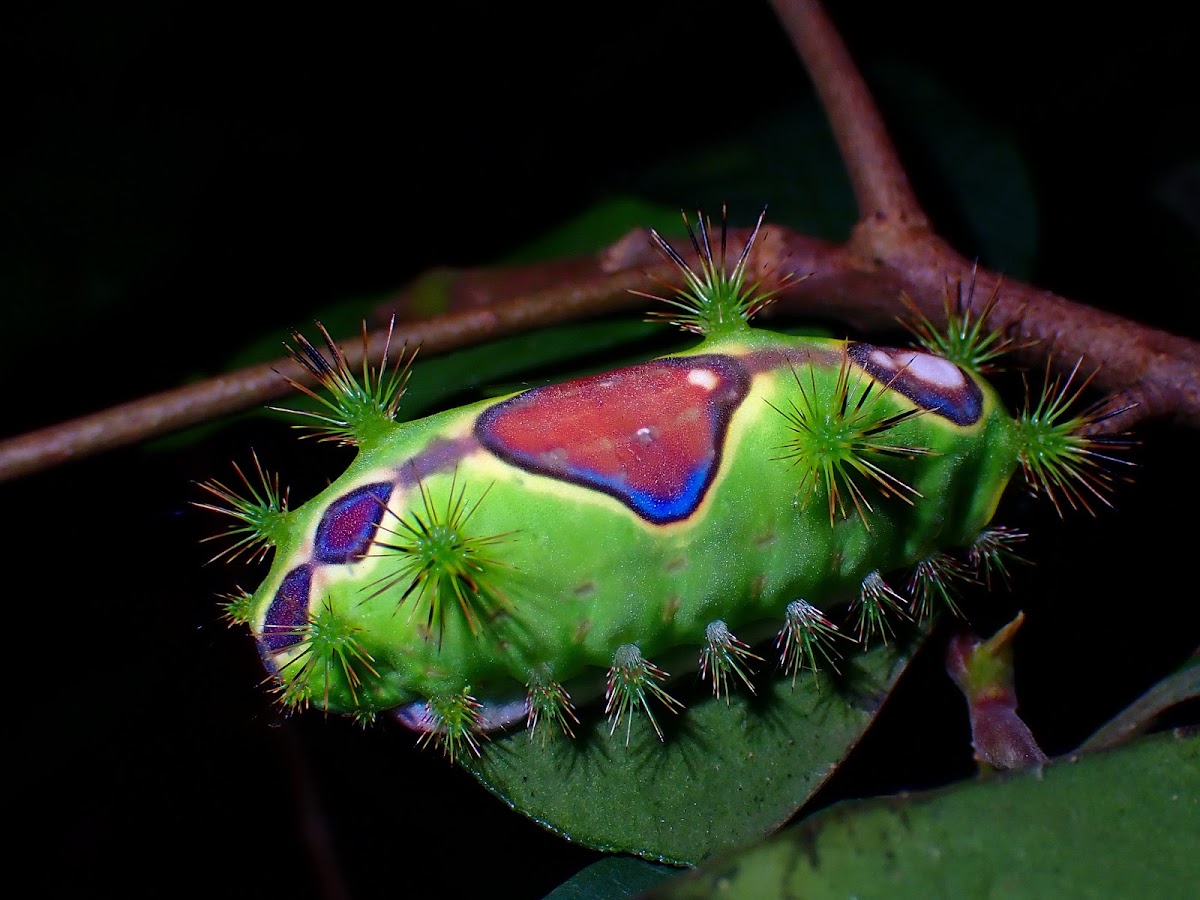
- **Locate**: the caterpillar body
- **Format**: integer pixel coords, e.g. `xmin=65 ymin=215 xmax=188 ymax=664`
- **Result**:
xmin=203 ymin=208 xmax=1121 ymax=757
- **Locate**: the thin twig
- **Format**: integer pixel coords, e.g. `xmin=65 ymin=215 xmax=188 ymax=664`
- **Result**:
xmin=0 ymin=269 xmax=650 ymax=482
xmin=768 ymin=0 xmax=926 ymax=226
xmin=765 ymin=0 xmax=1200 ymax=429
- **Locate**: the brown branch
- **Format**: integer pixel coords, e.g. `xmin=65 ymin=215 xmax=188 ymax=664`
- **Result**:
xmin=3 ymin=218 xmax=1198 ymax=484
xmin=763 ymin=0 xmax=1200 ymax=429
xmin=0 ymin=268 xmax=651 ymax=483
xmin=771 ymin=230 xmax=1200 ymax=431
xmin=1 ymin=0 xmax=1197 ymax=485
xmin=378 ymin=227 xmax=1200 ymax=433
xmin=768 ymin=0 xmax=927 ymax=227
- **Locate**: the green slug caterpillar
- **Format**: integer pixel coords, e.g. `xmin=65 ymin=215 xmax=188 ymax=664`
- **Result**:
xmin=200 ymin=206 xmax=1129 ymax=759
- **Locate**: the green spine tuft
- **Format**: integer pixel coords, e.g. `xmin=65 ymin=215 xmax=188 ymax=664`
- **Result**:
xmin=1014 ymin=359 xmax=1136 ymax=516
xmin=526 ymin=669 xmax=578 ymax=742
xmin=420 ymin=688 xmax=484 ymax=762
xmin=776 ymin=599 xmax=844 ymax=687
xmin=367 ymin=474 xmax=514 ymax=644
xmin=217 ymin=586 xmax=256 ymax=627
xmin=699 ymin=620 xmax=761 ymax=700
xmin=968 ymin=526 xmax=1029 ymax=589
xmin=852 ymin=571 xmax=908 ymax=646
xmin=605 ymin=644 xmax=683 ymax=745
xmin=769 ymin=357 xmax=933 ymax=529
xmin=273 ymin=316 xmax=415 ymax=448
xmin=194 ymin=451 xmax=290 ymax=565
xmin=899 ymin=266 xmax=1015 ymax=375
xmin=631 ymin=205 xmax=794 ymax=337
xmin=907 ymin=551 xmax=972 ymax=623
xmin=272 ymin=598 xmax=379 ymax=712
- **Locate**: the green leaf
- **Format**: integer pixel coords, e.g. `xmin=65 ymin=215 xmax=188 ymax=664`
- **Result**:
xmin=651 ymin=731 xmax=1200 ymax=898
xmin=1080 ymin=651 xmax=1200 ymax=753
xmin=542 ymin=857 xmax=678 ymax=900
xmin=462 ymin=642 xmax=916 ymax=866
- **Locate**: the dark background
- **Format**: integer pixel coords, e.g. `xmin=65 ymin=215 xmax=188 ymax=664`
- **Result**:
xmin=4 ymin=2 xmax=1196 ymax=897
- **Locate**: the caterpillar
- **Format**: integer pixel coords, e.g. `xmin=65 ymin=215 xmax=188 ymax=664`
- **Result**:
xmin=200 ymin=206 xmax=1127 ymax=759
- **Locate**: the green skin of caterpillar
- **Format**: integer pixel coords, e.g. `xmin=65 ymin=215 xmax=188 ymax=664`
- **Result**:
xmin=251 ymin=328 xmax=1021 ymax=721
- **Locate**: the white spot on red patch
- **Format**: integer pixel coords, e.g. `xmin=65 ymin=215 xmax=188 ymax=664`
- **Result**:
xmin=687 ymin=368 xmax=720 ymax=391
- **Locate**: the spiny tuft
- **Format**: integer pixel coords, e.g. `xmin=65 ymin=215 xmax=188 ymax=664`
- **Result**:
xmin=899 ymin=265 xmax=1018 ymax=375
xmin=852 ymin=571 xmax=908 ymax=646
xmin=1015 ymin=359 xmax=1136 ymax=516
xmin=605 ymin=644 xmax=683 ymax=745
xmin=699 ymin=620 xmax=761 ymax=700
xmin=907 ymin=552 xmax=973 ymax=622
xmin=272 ymin=316 xmax=416 ymax=448
xmin=968 ymin=527 xmax=1030 ymax=589
xmin=631 ymin=204 xmax=798 ymax=336
xmin=367 ymin=473 xmax=515 ymax=645
xmin=770 ymin=357 xmax=933 ymax=530
xmin=271 ymin=598 xmax=379 ymax=712
xmin=217 ymin=586 xmax=256 ymax=627
xmin=194 ymin=451 xmax=290 ymax=565
xmin=776 ymin=599 xmax=845 ymax=687
xmin=526 ymin=669 xmax=578 ymax=742
xmin=419 ymin=688 xmax=484 ymax=762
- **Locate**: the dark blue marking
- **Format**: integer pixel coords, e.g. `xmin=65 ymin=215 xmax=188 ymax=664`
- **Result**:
xmin=259 ymin=565 xmax=312 ymax=654
xmin=313 ymin=482 xmax=393 ymax=564
xmin=581 ymin=464 xmax=712 ymax=524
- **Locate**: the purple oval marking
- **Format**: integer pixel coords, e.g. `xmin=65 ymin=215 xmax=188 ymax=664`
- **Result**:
xmin=313 ymin=481 xmax=393 ymax=564
xmin=848 ymin=343 xmax=983 ymax=426
xmin=259 ymin=565 xmax=312 ymax=654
